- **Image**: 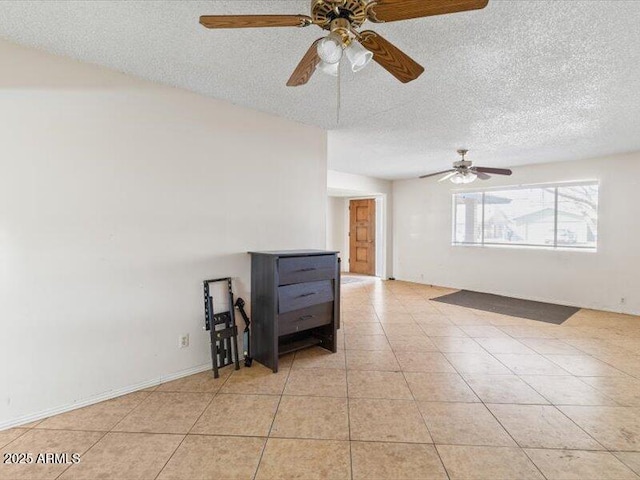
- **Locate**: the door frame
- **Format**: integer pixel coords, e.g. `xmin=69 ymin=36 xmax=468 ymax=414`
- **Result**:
xmin=342 ymin=195 xmax=387 ymax=278
xmin=349 ymin=198 xmax=376 ymax=276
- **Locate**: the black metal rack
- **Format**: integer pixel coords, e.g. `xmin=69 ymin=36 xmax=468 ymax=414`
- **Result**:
xmin=203 ymin=277 xmax=240 ymax=378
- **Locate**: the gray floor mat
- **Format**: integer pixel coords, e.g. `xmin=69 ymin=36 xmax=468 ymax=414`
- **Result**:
xmin=432 ymin=290 xmax=580 ymax=325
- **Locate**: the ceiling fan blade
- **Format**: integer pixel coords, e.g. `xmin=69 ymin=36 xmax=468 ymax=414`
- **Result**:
xmin=368 ymin=0 xmax=489 ymax=23
xmin=473 ymin=167 xmax=513 ymax=176
xmin=287 ymin=39 xmax=323 ymax=87
xmin=200 ymin=14 xmax=312 ymax=29
xmin=359 ymin=31 xmax=425 ymax=83
xmin=475 ymin=171 xmax=491 ymax=180
xmin=419 ymin=169 xmax=455 ymax=179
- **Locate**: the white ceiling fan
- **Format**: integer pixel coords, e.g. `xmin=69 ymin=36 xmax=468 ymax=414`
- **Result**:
xmin=419 ymin=149 xmax=513 ymax=184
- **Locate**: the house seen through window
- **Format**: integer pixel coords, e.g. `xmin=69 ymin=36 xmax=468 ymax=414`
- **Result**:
xmin=452 ymin=183 xmax=599 ymax=250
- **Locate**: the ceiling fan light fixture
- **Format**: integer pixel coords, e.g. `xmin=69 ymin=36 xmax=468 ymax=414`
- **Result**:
xmin=317 ymin=32 xmax=344 ymax=64
xmin=345 ymin=39 xmax=373 ymax=72
xmin=450 ymin=171 xmax=477 ymax=184
xmin=201 ymin=0 xmax=492 ymax=87
xmin=318 ymin=60 xmax=339 ymax=77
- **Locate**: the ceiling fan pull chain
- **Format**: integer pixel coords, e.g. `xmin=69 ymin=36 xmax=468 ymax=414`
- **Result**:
xmin=336 ymin=61 xmax=342 ymax=127
xmin=199 ymin=0 xmax=489 ymax=87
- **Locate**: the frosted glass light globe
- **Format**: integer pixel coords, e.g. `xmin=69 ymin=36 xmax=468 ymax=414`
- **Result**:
xmin=450 ymin=171 xmax=477 ymax=184
xmin=317 ymin=33 xmax=344 ymax=64
xmin=345 ymin=39 xmax=373 ymax=72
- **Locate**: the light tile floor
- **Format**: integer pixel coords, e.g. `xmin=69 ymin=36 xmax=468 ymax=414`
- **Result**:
xmin=3 ymin=278 xmax=640 ymax=479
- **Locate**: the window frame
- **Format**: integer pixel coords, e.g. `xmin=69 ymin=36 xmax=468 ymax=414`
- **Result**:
xmin=451 ymin=180 xmax=599 ymax=251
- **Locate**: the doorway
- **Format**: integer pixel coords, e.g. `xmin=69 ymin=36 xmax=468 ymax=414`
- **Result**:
xmin=349 ymin=198 xmax=376 ymax=276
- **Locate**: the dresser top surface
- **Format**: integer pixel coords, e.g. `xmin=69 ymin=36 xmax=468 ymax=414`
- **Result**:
xmin=248 ymin=249 xmax=338 ymax=257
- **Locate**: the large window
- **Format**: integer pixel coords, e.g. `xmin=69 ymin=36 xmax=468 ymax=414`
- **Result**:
xmin=452 ymin=182 xmax=599 ymax=250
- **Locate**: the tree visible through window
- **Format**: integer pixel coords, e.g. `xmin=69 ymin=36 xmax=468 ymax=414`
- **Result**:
xmin=452 ymin=183 xmax=599 ymax=250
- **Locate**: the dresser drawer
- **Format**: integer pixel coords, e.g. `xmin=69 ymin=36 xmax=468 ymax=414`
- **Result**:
xmin=278 ymin=280 xmax=334 ymax=314
xmin=278 ymin=255 xmax=336 ymax=286
xmin=278 ymin=302 xmax=333 ymax=336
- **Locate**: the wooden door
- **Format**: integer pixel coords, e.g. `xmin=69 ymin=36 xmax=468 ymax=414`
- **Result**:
xmin=349 ymin=199 xmax=376 ymax=275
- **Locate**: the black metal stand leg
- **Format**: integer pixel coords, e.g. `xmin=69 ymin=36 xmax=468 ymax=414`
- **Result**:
xmin=210 ymin=331 xmax=219 ymax=379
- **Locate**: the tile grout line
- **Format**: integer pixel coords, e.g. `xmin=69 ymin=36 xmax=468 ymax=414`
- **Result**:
xmin=417 ymin=298 xmax=571 ymax=478
xmin=151 ymin=433 xmax=188 ymax=480
xmin=440 ymin=335 xmax=551 ymax=480
xmin=0 ymin=427 xmax=32 ymax=449
xmin=440 ymin=304 xmax=569 ymax=480
xmin=428 ymin=303 xmax=623 ymax=473
xmin=543 ymin=350 xmax=629 ymax=378
xmin=250 ymin=353 xmax=295 ymax=480
xmin=53 ymin=430 xmax=110 ymax=480
xmin=438 ymin=307 xmax=628 ymax=474
xmin=350 ymin=283 xmax=640 ymax=457
xmin=153 ymin=367 xmax=234 ymax=480
xmin=458 ymin=325 xmax=616 ymax=455
xmin=46 ymin=391 xmax=156 ymax=480
xmin=517 ymin=372 xmax=621 ymax=407
xmin=13 ymin=281 xmax=640 ymax=479
xmin=108 ymin=388 xmax=163 ymax=434
xmin=337 ymin=301 xmax=367 ymax=480
xmin=387 ymin=294 xmax=452 ymax=480
xmin=344 ymin=333 xmax=354 ymax=480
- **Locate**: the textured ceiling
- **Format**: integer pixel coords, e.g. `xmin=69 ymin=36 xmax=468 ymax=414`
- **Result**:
xmin=1 ymin=1 xmax=639 ymax=179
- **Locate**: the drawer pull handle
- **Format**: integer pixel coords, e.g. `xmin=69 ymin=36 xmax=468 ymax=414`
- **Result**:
xmin=297 ymin=315 xmax=315 ymax=321
xmin=298 ymin=292 xmax=316 ymax=298
xmin=298 ymin=267 xmax=317 ymax=272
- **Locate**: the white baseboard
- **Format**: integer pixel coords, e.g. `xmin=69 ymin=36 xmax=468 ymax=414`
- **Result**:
xmin=0 ymin=363 xmax=212 ymax=431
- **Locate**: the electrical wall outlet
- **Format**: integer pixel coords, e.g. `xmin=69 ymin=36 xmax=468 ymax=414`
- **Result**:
xmin=621 ymin=297 xmax=626 ymax=305
xmin=179 ymin=334 xmax=190 ymax=349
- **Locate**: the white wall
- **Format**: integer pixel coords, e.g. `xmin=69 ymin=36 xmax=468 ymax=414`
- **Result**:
xmin=327 ymin=170 xmax=392 ymax=197
xmin=326 ymin=196 xmax=352 ymax=273
xmin=326 ymin=196 xmax=346 ymax=256
xmin=0 ymin=40 xmax=327 ymax=428
xmin=393 ymin=152 xmax=640 ymax=315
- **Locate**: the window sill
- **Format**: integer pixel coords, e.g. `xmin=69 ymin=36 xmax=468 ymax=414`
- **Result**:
xmin=451 ymin=243 xmax=597 ymax=253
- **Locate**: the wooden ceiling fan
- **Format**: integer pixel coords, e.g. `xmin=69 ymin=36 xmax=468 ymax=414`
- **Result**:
xmin=200 ymin=0 xmax=489 ymax=87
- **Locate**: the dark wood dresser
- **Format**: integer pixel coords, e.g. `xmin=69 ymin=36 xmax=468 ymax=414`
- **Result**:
xmin=249 ymin=250 xmax=340 ymax=373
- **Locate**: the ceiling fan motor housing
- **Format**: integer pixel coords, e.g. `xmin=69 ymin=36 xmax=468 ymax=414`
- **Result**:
xmin=311 ymin=0 xmax=370 ymax=30
xmin=200 ymin=0 xmax=488 ymax=87
xmin=454 ymin=160 xmax=472 ymax=169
